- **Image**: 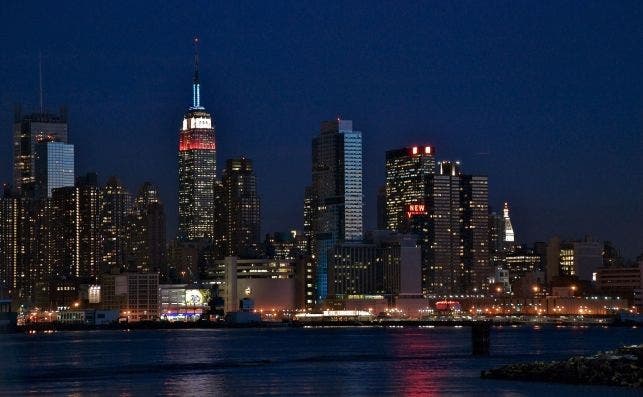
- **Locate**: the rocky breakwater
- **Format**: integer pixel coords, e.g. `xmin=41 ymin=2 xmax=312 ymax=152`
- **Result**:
xmin=482 ymin=345 xmax=643 ymax=388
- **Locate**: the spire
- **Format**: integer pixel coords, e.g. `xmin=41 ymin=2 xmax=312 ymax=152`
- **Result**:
xmin=192 ymin=36 xmax=202 ymax=109
xmin=39 ymin=51 xmax=44 ymax=113
xmin=503 ymin=202 xmax=515 ymax=243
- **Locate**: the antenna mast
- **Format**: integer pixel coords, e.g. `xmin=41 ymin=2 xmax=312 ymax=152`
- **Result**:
xmin=39 ymin=51 xmax=44 ymax=113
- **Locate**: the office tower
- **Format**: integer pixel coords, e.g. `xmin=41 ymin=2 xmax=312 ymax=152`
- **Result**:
xmin=126 ymin=182 xmax=166 ymax=273
xmin=178 ymin=38 xmax=217 ymax=241
xmin=0 ymin=187 xmax=25 ymax=297
xmin=385 ymin=146 xmax=436 ymax=232
xmin=309 ymin=119 xmax=364 ymax=300
xmin=222 ymin=158 xmax=261 ymax=258
xmin=13 ymin=107 xmax=68 ymax=196
xmin=461 ymin=175 xmax=490 ymax=292
xmin=101 ymin=177 xmax=132 ymax=272
xmin=425 ymin=161 xmax=464 ymax=294
xmin=34 ymin=139 xmax=75 ymax=199
xmin=423 ymin=161 xmax=490 ymax=294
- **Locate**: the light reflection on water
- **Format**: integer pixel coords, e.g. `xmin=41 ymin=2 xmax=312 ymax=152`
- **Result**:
xmin=0 ymin=326 xmax=641 ymax=396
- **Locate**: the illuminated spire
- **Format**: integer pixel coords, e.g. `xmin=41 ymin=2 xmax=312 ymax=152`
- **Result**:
xmin=192 ymin=36 xmax=203 ymax=109
xmin=503 ymin=202 xmax=515 ymax=242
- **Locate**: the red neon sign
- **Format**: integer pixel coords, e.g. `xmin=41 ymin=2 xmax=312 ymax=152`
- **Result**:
xmin=406 ymin=203 xmax=426 ymax=218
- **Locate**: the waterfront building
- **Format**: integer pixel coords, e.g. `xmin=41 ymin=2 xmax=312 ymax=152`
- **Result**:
xmin=596 ymin=263 xmax=642 ymax=305
xmin=327 ymin=231 xmax=420 ymax=298
xmin=309 ymin=119 xmax=364 ymax=300
xmin=201 ymin=257 xmax=299 ymax=312
xmin=178 ymin=37 xmax=217 ymax=241
xmin=13 ymin=107 xmax=68 ymax=196
xmin=222 ymin=158 xmax=261 ymax=258
xmin=100 ymin=270 xmax=159 ymax=321
xmin=159 ymin=284 xmax=210 ymax=321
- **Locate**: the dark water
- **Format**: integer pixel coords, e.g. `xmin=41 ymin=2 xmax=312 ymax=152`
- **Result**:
xmin=0 ymin=325 xmax=641 ymax=396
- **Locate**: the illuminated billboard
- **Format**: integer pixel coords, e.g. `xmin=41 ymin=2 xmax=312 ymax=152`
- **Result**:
xmin=406 ymin=203 xmax=427 ymax=218
xmin=184 ymin=289 xmax=210 ymax=306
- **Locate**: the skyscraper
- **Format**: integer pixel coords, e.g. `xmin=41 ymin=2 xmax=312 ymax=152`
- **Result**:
xmin=101 ymin=176 xmax=132 ymax=272
xmin=0 ymin=187 xmax=25 ymax=297
xmin=461 ymin=175 xmax=490 ymax=291
xmin=127 ymin=182 xmax=166 ymax=273
xmin=385 ymin=145 xmax=436 ymax=232
xmin=425 ymin=161 xmax=464 ymax=294
xmin=309 ymin=119 xmax=364 ymax=300
xmin=34 ymin=140 xmax=75 ymax=199
xmin=424 ymin=161 xmax=489 ymax=294
xmin=13 ymin=108 xmax=68 ymax=196
xmin=178 ymin=37 xmax=217 ymax=241
xmin=222 ymin=158 xmax=261 ymax=258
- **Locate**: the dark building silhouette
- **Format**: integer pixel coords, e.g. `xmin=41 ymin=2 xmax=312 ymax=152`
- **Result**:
xmin=13 ymin=107 xmax=68 ymax=197
xmin=101 ymin=177 xmax=132 ymax=272
xmin=127 ymin=182 xmax=166 ymax=273
xmin=223 ymin=158 xmax=261 ymax=258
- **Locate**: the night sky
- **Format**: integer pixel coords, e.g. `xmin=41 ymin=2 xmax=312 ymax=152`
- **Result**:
xmin=1 ymin=2 xmax=641 ymax=258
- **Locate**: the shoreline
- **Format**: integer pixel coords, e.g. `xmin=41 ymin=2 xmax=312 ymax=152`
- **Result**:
xmin=9 ymin=317 xmax=638 ymax=333
xmin=482 ymin=345 xmax=643 ymax=388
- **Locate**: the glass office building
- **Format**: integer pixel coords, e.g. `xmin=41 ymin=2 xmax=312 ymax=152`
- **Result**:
xmin=34 ymin=141 xmax=75 ymax=198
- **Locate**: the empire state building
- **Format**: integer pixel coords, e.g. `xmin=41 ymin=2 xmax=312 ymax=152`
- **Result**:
xmin=178 ymin=37 xmax=217 ymax=240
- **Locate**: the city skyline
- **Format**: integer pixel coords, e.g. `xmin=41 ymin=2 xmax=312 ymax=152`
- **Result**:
xmin=0 ymin=3 xmax=641 ymax=258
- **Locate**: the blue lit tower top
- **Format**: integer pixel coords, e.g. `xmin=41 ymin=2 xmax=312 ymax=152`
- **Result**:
xmin=192 ymin=36 xmax=203 ymax=110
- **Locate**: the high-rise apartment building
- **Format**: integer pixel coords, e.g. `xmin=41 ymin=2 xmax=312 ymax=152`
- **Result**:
xmin=13 ymin=108 xmax=68 ymax=196
xmin=309 ymin=119 xmax=363 ymax=300
xmin=126 ymin=182 xmax=166 ymax=273
xmin=0 ymin=187 xmax=26 ymax=297
xmin=178 ymin=38 xmax=217 ymax=241
xmin=48 ymin=179 xmax=102 ymax=288
xmin=101 ymin=177 xmax=132 ymax=272
xmin=461 ymin=175 xmax=490 ymax=291
xmin=425 ymin=161 xmax=464 ymax=294
xmin=222 ymin=158 xmax=261 ymax=258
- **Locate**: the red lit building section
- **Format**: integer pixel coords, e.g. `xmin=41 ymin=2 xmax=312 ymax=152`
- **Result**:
xmin=410 ymin=146 xmax=433 ymax=156
xmin=179 ymin=131 xmax=216 ymax=151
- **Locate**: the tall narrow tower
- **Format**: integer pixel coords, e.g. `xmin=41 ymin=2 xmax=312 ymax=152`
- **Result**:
xmin=503 ymin=202 xmax=515 ymax=243
xmin=309 ymin=119 xmax=363 ymax=300
xmin=178 ymin=37 xmax=217 ymax=241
